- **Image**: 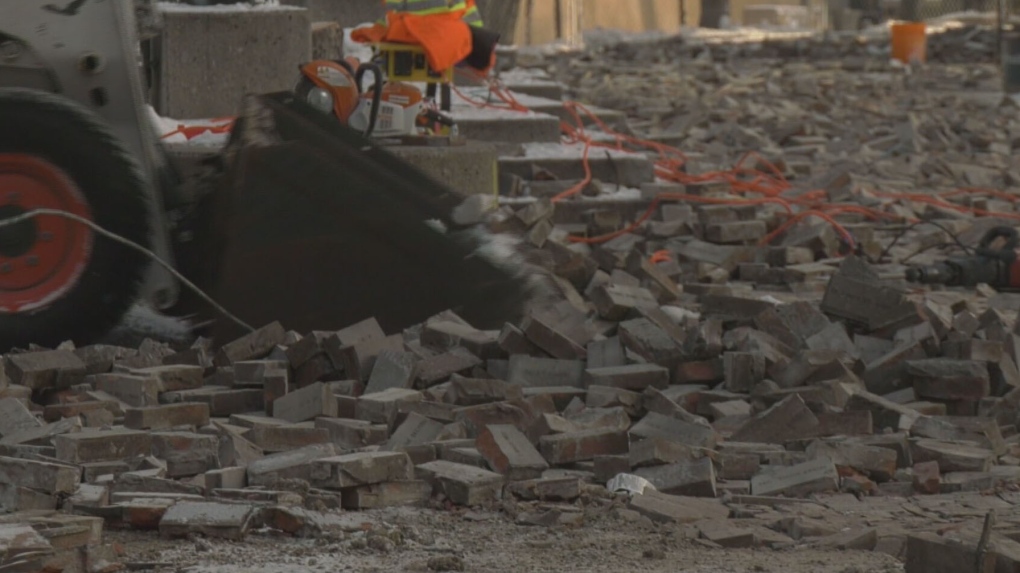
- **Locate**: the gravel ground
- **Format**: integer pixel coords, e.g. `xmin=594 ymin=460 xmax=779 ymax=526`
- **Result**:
xmin=113 ymin=505 xmax=904 ymax=573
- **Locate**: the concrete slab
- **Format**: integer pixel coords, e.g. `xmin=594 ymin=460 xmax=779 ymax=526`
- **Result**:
xmin=450 ymin=108 xmax=561 ymax=144
xmin=499 ymin=143 xmax=655 ymax=188
xmin=387 ymin=142 xmax=499 ymax=196
xmin=279 ymin=0 xmax=381 ymax=27
xmin=157 ymin=4 xmax=312 ymax=118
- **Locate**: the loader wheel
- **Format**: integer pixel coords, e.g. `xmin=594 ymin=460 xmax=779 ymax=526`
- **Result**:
xmin=0 ymin=89 xmax=152 ymax=350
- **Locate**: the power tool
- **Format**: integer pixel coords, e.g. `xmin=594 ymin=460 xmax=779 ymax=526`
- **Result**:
xmin=905 ymin=226 xmax=1020 ymax=288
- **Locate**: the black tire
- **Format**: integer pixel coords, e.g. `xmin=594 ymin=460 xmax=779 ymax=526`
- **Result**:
xmin=0 ymin=89 xmax=152 ymax=350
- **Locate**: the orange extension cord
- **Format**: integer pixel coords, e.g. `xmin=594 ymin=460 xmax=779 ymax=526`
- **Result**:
xmin=451 ymin=68 xmax=1020 ymax=253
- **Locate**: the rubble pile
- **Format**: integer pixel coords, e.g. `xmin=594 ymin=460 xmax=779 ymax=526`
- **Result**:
xmin=5 ymin=21 xmax=1020 ymax=573
xmin=531 ymin=25 xmax=1013 ymax=200
xmin=4 ymin=230 xmax=1020 ymax=570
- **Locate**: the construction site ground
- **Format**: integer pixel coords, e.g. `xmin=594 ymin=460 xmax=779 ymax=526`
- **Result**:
xmin=109 ymin=506 xmax=902 ymax=573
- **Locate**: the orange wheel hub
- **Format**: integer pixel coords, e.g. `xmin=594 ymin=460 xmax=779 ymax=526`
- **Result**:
xmin=0 ymin=154 xmax=93 ymax=313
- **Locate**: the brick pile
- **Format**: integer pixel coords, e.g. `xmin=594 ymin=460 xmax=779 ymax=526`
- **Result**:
xmin=4 ymin=24 xmax=1020 ymax=573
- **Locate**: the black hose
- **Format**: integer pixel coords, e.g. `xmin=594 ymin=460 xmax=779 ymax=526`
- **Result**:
xmin=355 ymin=63 xmax=384 ymax=138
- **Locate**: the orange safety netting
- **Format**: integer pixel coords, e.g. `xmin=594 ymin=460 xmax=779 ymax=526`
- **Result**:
xmin=450 ymin=67 xmax=1020 ymax=251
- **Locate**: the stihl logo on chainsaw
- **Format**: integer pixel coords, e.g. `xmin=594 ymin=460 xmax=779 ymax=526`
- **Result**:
xmin=316 ymin=66 xmax=352 ymax=88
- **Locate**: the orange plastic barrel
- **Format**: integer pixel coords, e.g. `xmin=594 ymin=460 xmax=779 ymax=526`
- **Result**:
xmin=891 ymin=22 xmax=927 ymax=64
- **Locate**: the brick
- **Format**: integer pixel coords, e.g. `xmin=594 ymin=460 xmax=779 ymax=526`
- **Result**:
xmin=907 ymin=359 xmax=991 ymax=401
xmin=750 ymin=457 xmax=839 ymax=497
xmin=233 ymin=360 xmax=288 ymax=384
xmin=497 ymin=323 xmax=545 ymax=356
xmin=42 ymin=400 xmax=119 ymax=423
xmin=150 ymin=431 xmax=220 ymax=478
xmin=820 ymin=257 xmax=919 ymax=331
xmin=364 ymin=351 xmax=419 ymax=395
xmin=356 ymin=388 xmax=424 ymax=427
xmin=124 ymin=403 xmax=210 ymax=431
xmin=55 ymin=429 xmax=152 ymax=464
xmin=272 ymin=381 xmax=338 ymax=423
xmin=717 ymin=451 xmax=761 ymax=481
xmin=0 ymin=456 xmax=79 ymax=495
xmin=448 ymin=376 xmax=523 ymax=406
xmin=519 ymin=312 xmax=587 ymax=360
xmin=722 ymin=352 xmax=766 ymax=392
xmin=705 ymin=220 xmax=767 ymax=243
xmin=422 ymin=321 xmax=499 ymax=358
xmin=538 ymin=428 xmax=628 ymax=464
xmin=817 ymin=410 xmax=873 ymax=437
xmin=731 ymin=395 xmax=820 ymax=444
xmin=90 ymin=373 xmax=159 ymax=407
xmin=805 ymin=440 xmax=897 ymax=482
xmin=398 ymin=400 xmax=458 ymax=424
xmin=415 ymin=460 xmax=504 ymax=506
xmin=415 ymin=347 xmax=483 ymax=387
xmin=630 ymin=412 xmax=718 ymax=450
xmin=904 ymin=532 xmax=1003 ymax=573
xmin=618 ymin=318 xmax=686 ymax=372
xmin=629 ymin=438 xmax=694 ymax=469
xmin=476 ymin=424 xmax=548 ymax=481
xmin=584 ymin=364 xmax=669 ymax=392
xmin=159 ymin=501 xmax=254 ymax=541
xmin=587 ymin=337 xmax=626 ymax=369
xmin=384 ymin=412 xmax=444 ymax=451
xmin=506 ymin=356 xmax=585 ymax=388
xmin=214 ymin=322 xmax=286 ymax=367
xmin=75 ymin=344 xmax=138 ymax=374
xmin=315 ymin=418 xmax=388 ymax=450
xmin=309 ymin=451 xmax=413 ymax=489
xmin=0 ymin=415 xmax=80 ymax=446
xmin=590 ymin=284 xmax=658 ymax=321
xmin=454 ymin=402 xmax=531 ymax=437
xmin=246 ymin=443 xmax=338 ymax=486
xmin=263 ymin=368 xmax=289 ymax=415
xmin=912 ymin=460 xmax=940 ymax=494
xmin=341 ymin=480 xmax=432 ymax=510
xmin=244 ymin=425 xmax=331 ymax=453
xmin=863 ymin=342 xmax=927 ymax=395
xmin=0 ymin=397 xmax=41 ymax=438
xmin=586 ymin=385 xmax=642 ymax=417
xmin=708 ymin=399 xmax=752 ymax=421
xmin=910 ymin=439 xmax=995 ymax=473
xmin=627 ymin=490 xmax=730 ymax=524
xmin=205 ymin=467 xmax=247 ymax=490
xmin=634 ymin=457 xmax=716 ymax=497
xmin=594 ymin=454 xmax=631 ymax=482
xmin=131 ymin=365 xmax=204 ymax=392
xmin=5 ymin=350 xmax=86 ymax=390
xmin=326 ymin=332 xmax=404 ymax=382
xmin=845 ymin=389 xmax=921 ymax=433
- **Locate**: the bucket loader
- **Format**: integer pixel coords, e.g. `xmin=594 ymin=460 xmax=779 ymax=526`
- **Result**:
xmin=0 ymin=0 xmax=533 ymax=350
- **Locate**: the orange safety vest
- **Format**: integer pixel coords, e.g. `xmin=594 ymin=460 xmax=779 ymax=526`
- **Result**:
xmin=352 ymin=10 xmax=473 ymax=73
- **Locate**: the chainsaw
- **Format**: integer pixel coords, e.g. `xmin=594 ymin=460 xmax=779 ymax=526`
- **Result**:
xmin=294 ymin=58 xmax=456 ymax=139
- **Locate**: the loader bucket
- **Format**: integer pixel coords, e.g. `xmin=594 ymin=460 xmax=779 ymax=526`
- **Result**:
xmin=200 ymin=92 xmax=532 ymax=341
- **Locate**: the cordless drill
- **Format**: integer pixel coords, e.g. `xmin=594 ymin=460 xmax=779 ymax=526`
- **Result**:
xmin=905 ymin=227 xmax=1020 ymax=289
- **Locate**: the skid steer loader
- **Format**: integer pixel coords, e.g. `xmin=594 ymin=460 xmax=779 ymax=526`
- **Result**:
xmin=0 ymin=0 xmax=533 ymax=350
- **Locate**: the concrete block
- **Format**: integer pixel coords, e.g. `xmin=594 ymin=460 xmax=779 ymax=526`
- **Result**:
xmin=634 ymin=457 xmax=717 ymax=498
xmin=247 ymin=443 xmax=338 ymax=486
xmin=389 ymin=142 xmax=499 ymax=197
xmin=500 ymin=144 xmax=654 ymax=188
xmin=538 ymin=428 xmax=628 ymax=464
xmin=55 ymin=429 xmax=152 ymax=464
xmin=159 ymin=501 xmax=254 ymax=541
xmin=0 ymin=397 xmax=42 ymax=438
xmin=750 ymin=457 xmax=839 ymax=497
xmin=311 ymin=21 xmax=343 ymax=60
xmin=341 ymin=480 xmax=433 ymax=510
xmin=273 ymin=381 xmax=338 ymax=423
xmin=476 ymin=424 xmax=548 ymax=481
xmin=449 ymin=110 xmax=562 ymax=144
xmin=0 ymin=456 xmax=79 ymax=495
xmin=5 ymin=350 xmax=85 ymax=390
xmin=415 ymin=460 xmax=504 ymax=506
xmin=627 ymin=490 xmax=730 ymax=524
xmin=279 ymin=0 xmax=380 ymax=27
xmin=125 ymin=403 xmax=210 ymax=431
xmin=310 ymin=451 xmax=413 ymax=489
xmin=315 ymin=418 xmax=389 ymax=450
xmin=384 ymin=413 xmax=444 ymax=451
xmin=244 ymin=425 xmax=331 ymax=453
xmin=356 ymin=388 xmax=424 ymax=427
xmin=158 ymin=6 xmax=311 ymax=119
xmin=151 ymin=432 xmax=220 ymax=478
xmin=364 ymin=351 xmax=420 ymax=395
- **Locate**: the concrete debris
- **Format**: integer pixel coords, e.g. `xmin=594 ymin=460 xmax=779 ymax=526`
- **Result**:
xmin=8 ymin=16 xmax=1020 ymax=572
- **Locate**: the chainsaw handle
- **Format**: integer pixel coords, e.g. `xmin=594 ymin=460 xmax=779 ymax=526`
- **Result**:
xmin=354 ymin=63 xmax=383 ymax=138
xmin=977 ymin=226 xmax=1020 ymax=261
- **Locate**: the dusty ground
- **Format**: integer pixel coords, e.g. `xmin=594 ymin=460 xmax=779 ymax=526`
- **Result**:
xmin=112 ymin=505 xmax=904 ymax=573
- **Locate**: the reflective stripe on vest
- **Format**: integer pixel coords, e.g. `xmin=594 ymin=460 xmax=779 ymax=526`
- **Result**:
xmin=462 ymin=5 xmax=483 ymax=27
xmin=384 ymin=0 xmax=466 ymax=16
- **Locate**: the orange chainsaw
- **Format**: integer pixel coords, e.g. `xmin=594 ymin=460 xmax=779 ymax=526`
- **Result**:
xmin=294 ymin=58 xmax=455 ymax=138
